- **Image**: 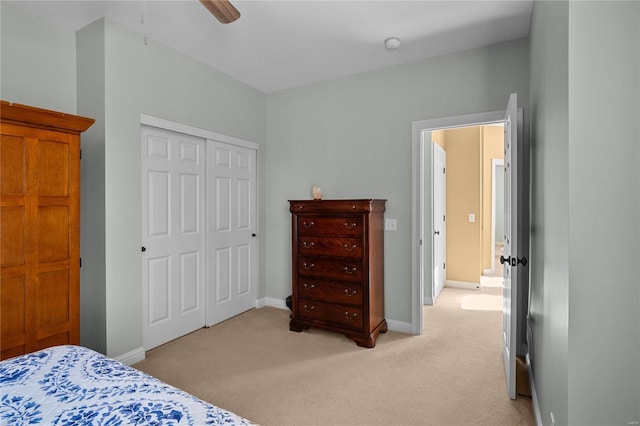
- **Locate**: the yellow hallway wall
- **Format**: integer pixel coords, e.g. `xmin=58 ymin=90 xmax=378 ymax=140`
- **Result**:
xmin=444 ymin=126 xmax=482 ymax=283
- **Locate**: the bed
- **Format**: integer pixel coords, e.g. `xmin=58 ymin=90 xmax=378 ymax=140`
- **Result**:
xmin=0 ymin=345 xmax=252 ymax=425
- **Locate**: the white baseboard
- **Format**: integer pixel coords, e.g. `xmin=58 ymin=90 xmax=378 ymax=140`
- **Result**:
xmin=386 ymin=319 xmax=412 ymax=334
xmin=483 ymin=268 xmax=495 ymax=275
xmin=257 ymin=297 xmax=288 ymax=310
xmin=526 ymin=353 xmax=542 ymax=426
xmin=423 ymin=296 xmax=434 ymax=306
xmin=445 ymin=280 xmax=480 ymax=290
xmin=115 ymin=346 xmax=145 ymax=366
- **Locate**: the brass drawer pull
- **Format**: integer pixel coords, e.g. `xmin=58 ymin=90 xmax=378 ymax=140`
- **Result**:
xmin=344 ymin=311 xmax=358 ymax=320
xmin=343 ymin=266 xmax=357 ymax=275
xmin=304 ymin=305 xmax=315 ymax=312
xmin=303 ymin=283 xmax=316 ymax=290
xmin=343 ymin=243 xmax=357 ymax=252
xmin=344 ymin=222 xmax=357 ymax=230
xmin=344 ymin=288 xmax=357 ymax=296
xmin=302 ymin=221 xmax=315 ymax=228
xmin=302 ymin=241 xmax=315 ymax=248
xmin=303 ymin=262 xmax=315 ymax=270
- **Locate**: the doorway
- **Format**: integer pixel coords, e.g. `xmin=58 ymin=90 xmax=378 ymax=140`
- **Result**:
xmin=411 ymin=95 xmax=525 ymax=399
xmin=422 ymin=123 xmax=506 ymax=308
xmin=410 ymin=109 xmax=508 ymax=334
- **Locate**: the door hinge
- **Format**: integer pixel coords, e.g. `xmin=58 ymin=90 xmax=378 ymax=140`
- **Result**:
xmin=443 ymin=262 xmax=446 ymax=269
xmin=80 ymin=149 xmax=82 ymax=160
xmin=80 ymin=258 xmax=82 ymax=267
xmin=443 ymin=215 xmax=446 ymax=222
xmin=443 ymin=167 xmax=446 ymax=174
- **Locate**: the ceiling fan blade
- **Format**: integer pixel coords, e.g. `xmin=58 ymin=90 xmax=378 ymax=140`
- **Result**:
xmin=199 ymin=0 xmax=240 ymax=24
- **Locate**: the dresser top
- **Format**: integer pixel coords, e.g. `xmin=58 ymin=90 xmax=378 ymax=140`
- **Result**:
xmin=289 ymin=199 xmax=386 ymax=213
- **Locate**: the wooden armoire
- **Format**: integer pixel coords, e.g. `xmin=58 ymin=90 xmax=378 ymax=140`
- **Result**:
xmin=289 ymin=199 xmax=387 ymax=348
xmin=0 ymin=101 xmax=94 ymax=360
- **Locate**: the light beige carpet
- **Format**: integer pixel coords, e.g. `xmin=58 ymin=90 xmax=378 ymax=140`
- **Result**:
xmin=133 ymin=286 xmax=533 ymax=425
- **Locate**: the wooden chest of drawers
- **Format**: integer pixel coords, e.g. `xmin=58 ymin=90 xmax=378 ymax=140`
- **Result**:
xmin=289 ymin=199 xmax=386 ymax=348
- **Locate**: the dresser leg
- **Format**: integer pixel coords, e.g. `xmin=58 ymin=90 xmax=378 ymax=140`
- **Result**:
xmin=353 ymin=336 xmax=376 ymax=348
xmin=289 ymin=320 xmax=308 ymax=332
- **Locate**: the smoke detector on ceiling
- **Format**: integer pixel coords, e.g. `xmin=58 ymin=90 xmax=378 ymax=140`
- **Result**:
xmin=384 ymin=37 xmax=401 ymax=50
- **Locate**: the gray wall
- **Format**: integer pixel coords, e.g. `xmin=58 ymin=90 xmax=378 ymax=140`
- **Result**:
xmin=0 ymin=3 xmax=76 ymax=113
xmin=78 ymin=18 xmax=266 ymax=358
xmin=1 ymin=3 xmax=266 ymax=358
xmin=77 ymin=19 xmax=107 ymax=354
xmin=566 ymin=1 xmax=639 ymax=424
xmin=529 ymin=1 xmax=570 ymax=423
xmin=529 ymin=1 xmax=640 ymax=424
xmin=265 ymin=38 xmax=529 ymax=324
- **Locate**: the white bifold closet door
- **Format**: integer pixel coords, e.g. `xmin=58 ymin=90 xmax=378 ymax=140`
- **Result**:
xmin=205 ymin=140 xmax=257 ymax=327
xmin=141 ymin=126 xmax=258 ymax=350
xmin=141 ymin=126 xmax=206 ymax=350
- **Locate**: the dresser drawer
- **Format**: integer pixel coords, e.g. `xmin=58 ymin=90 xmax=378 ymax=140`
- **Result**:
xmin=297 ymin=236 xmax=363 ymax=259
xmin=297 ymin=216 xmax=363 ymax=236
xmin=298 ymin=257 xmax=363 ymax=282
xmin=298 ymin=299 xmax=364 ymax=330
xmin=297 ymin=278 xmax=364 ymax=306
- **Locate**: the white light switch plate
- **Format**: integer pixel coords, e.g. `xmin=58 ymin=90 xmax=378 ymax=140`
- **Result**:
xmin=385 ymin=218 xmax=397 ymax=231
xmin=468 ymin=213 xmax=476 ymax=223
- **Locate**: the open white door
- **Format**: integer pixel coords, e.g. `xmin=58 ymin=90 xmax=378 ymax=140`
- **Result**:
xmin=502 ymin=93 xmax=518 ymax=399
xmin=432 ymin=142 xmax=446 ymax=302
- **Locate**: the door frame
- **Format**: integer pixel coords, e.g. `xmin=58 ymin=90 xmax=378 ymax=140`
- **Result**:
xmin=410 ymin=109 xmax=518 ymax=335
xmin=430 ymin=142 xmax=446 ymax=304
xmin=140 ymin=114 xmax=259 ymax=343
xmin=489 ymin=158 xmax=505 ymax=275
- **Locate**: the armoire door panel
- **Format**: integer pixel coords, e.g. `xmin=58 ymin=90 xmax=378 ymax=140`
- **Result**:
xmin=1 ymin=275 xmax=27 ymax=339
xmin=38 ymin=206 xmax=70 ymax=263
xmin=37 ymin=139 xmax=70 ymax=196
xmin=36 ymin=270 xmax=70 ymax=327
xmin=0 ymin=134 xmax=26 ymax=196
xmin=1 ymin=206 xmax=26 ymax=267
xmin=37 ymin=332 xmax=70 ymax=351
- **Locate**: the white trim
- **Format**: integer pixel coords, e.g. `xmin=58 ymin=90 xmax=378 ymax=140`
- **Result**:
xmin=386 ymin=319 xmax=412 ymax=334
xmin=526 ymin=353 xmax=543 ymax=426
xmin=445 ymin=280 xmax=481 ymax=290
xmin=115 ymin=346 xmax=145 ymax=366
xmin=258 ymin=297 xmax=288 ymax=310
xmin=483 ymin=268 xmax=495 ymax=275
xmin=491 ymin=158 xmax=505 ymax=273
xmin=412 ymin=110 xmax=506 ymax=335
xmin=140 ymin=114 xmax=258 ymax=150
xmin=424 ymin=296 xmax=434 ymax=306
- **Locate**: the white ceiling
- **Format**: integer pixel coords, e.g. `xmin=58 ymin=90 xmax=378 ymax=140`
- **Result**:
xmin=8 ymin=0 xmax=533 ymax=93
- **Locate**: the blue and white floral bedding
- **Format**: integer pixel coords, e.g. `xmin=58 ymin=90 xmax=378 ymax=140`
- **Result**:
xmin=0 ymin=345 xmax=253 ymax=425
